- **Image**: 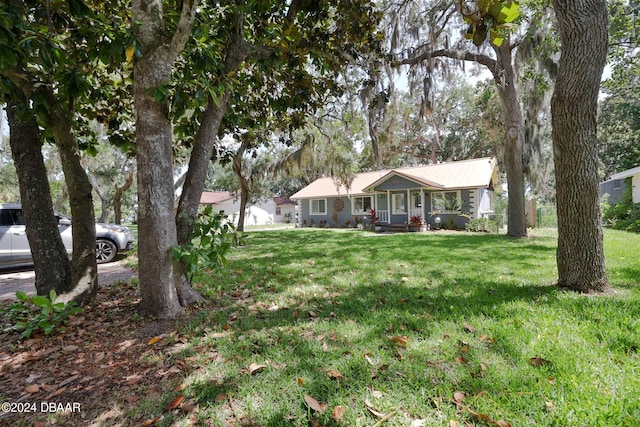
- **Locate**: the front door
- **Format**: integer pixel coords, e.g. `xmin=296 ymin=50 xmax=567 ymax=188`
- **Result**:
xmin=410 ymin=191 xmax=423 ymax=219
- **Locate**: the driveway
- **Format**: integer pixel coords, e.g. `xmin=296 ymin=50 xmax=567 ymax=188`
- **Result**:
xmin=0 ymin=262 xmax=137 ymax=301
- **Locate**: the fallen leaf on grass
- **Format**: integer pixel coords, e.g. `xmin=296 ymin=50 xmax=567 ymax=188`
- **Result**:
xmin=529 ymin=357 xmax=552 ymax=367
xmin=215 ymin=393 xmax=228 ymax=402
xmin=327 ymin=369 xmax=345 ymax=379
xmin=479 ymin=334 xmax=495 ymax=344
xmin=365 ymin=399 xmax=386 ymax=418
xmin=140 ymin=417 xmax=161 ymax=426
xmin=465 ymin=405 xmax=511 ymax=427
xmin=304 ymin=395 xmax=328 ymax=413
xmin=148 ymin=336 xmax=161 ymax=345
xmin=248 ymin=363 xmax=266 ymax=375
xmin=463 ymin=323 xmax=476 ymax=333
xmin=364 ymin=353 xmax=376 ymax=365
xmin=453 ymin=391 xmax=466 ymax=404
xmin=454 ymin=356 xmax=467 ymax=364
xmin=165 ymin=395 xmax=184 ymax=411
xmin=387 ymin=335 xmax=409 ymax=347
xmin=332 ymin=405 xmax=346 ymax=421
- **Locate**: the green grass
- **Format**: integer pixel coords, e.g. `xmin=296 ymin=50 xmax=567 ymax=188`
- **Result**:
xmin=153 ymin=228 xmax=640 ymax=426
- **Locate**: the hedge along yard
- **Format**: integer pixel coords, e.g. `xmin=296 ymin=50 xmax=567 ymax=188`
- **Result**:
xmin=1 ymin=228 xmax=639 ymax=426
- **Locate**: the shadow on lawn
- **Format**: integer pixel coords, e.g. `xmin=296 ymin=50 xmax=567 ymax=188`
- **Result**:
xmin=173 ymin=230 xmax=639 ymax=425
xmin=181 ymin=276 xmax=560 ymax=425
xmin=182 ymin=233 xmax=563 ymax=424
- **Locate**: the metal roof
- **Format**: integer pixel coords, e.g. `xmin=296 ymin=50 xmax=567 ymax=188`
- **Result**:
xmin=609 ymin=165 xmax=640 ymax=181
xmin=291 ymin=157 xmax=498 ymax=199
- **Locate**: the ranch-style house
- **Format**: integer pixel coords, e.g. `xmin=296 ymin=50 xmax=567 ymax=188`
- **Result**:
xmin=291 ymin=157 xmax=500 ymax=230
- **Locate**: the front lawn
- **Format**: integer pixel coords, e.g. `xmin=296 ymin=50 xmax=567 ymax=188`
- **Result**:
xmin=1 ymin=228 xmax=638 ymax=426
xmin=179 ymin=228 xmax=639 ymax=426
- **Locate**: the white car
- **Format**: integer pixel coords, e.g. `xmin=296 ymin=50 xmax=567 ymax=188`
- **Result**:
xmin=0 ymin=204 xmax=134 ymax=268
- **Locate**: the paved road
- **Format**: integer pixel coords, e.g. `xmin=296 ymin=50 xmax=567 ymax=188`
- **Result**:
xmin=0 ymin=262 xmax=137 ymax=301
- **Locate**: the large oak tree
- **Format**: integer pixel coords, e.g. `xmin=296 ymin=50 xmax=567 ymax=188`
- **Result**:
xmin=551 ymin=0 xmax=609 ymax=292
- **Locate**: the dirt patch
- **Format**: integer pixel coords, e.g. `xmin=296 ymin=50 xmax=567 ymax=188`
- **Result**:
xmin=0 ymin=275 xmax=201 ymax=426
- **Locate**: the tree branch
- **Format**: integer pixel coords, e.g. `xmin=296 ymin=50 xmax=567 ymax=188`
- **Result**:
xmin=168 ymin=0 xmax=200 ymax=59
xmin=397 ymin=48 xmax=500 ymax=77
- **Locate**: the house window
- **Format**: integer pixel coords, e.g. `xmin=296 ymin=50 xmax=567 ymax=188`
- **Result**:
xmin=310 ymin=199 xmax=327 ymax=215
xmin=392 ymin=193 xmax=406 ymax=214
xmin=352 ymin=196 xmax=373 ymax=214
xmin=276 ymin=206 xmax=282 ymax=215
xmin=432 ymin=191 xmax=461 ymax=213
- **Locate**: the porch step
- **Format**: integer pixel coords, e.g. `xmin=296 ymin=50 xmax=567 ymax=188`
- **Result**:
xmin=385 ymin=223 xmax=410 ymax=232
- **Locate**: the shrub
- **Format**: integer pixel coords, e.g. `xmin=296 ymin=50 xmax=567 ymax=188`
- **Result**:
xmin=465 ymin=217 xmax=493 ymax=232
xmin=172 ymin=206 xmax=242 ymax=282
xmin=1 ymin=290 xmax=82 ymax=339
xmin=602 ymin=178 xmax=640 ymax=233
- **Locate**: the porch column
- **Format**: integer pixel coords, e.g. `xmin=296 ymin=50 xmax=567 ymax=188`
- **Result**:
xmin=421 ymin=189 xmax=425 ymax=217
xmin=387 ymin=190 xmax=390 ymax=221
xmin=407 ymin=188 xmax=410 ymax=224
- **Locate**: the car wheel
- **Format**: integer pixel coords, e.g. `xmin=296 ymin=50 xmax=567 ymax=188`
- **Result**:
xmin=96 ymin=239 xmax=117 ymax=264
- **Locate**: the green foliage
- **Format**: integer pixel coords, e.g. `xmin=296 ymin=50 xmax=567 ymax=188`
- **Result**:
xmin=1 ymin=290 xmax=82 ymax=339
xmin=465 ymin=217 xmax=493 ymax=232
xmin=172 ymin=206 xmax=243 ymax=281
xmin=602 ymin=178 xmax=640 ymax=233
xmin=462 ymin=0 xmax=520 ymax=47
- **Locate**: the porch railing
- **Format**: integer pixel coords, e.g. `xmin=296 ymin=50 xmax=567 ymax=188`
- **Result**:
xmin=377 ymin=210 xmax=389 ymax=223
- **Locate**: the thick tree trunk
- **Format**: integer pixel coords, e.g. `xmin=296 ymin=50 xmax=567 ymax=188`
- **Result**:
xmin=173 ymin=23 xmax=247 ymax=305
xmin=551 ymin=0 xmax=608 ymax=292
xmin=174 ymin=95 xmax=230 ymax=306
xmin=175 ymin=93 xmax=231 ymax=247
xmin=493 ymin=43 xmax=527 ymax=238
xmin=49 ymin=109 xmax=98 ymax=305
xmin=132 ymin=0 xmax=197 ymax=318
xmin=133 ymin=50 xmax=183 ymax=319
xmin=6 ymin=101 xmax=72 ymax=296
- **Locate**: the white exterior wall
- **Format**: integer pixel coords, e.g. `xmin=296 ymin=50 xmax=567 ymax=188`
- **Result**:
xmin=208 ymin=199 xmax=280 ymax=226
xmin=633 ymin=174 xmax=640 ymax=204
xmin=275 ymin=204 xmax=297 ymax=224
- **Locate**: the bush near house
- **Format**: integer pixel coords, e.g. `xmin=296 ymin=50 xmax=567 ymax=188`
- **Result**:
xmin=602 ymin=178 xmax=640 ymax=233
